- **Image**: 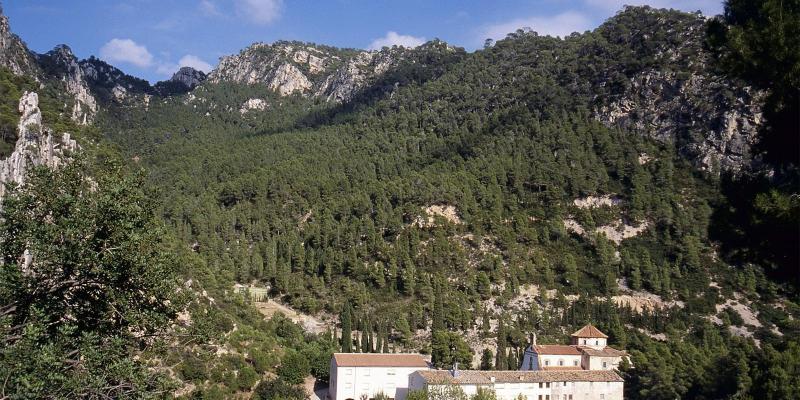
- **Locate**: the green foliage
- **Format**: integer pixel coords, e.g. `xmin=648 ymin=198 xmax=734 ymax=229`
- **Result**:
xmin=431 ymin=330 xmax=474 ymax=369
xmin=472 ymin=387 xmax=498 ymax=400
xmin=278 ymin=350 xmax=311 ymax=385
xmin=0 ymin=159 xmax=184 ymax=398
xmin=253 ymin=377 xmax=306 ymax=400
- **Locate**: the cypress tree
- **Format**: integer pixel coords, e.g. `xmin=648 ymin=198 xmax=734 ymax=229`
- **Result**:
xmin=496 ymin=319 xmax=507 ymax=369
xmin=340 ymin=303 xmax=353 ymax=352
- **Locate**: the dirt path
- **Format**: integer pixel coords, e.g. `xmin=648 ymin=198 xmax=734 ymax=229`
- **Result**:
xmin=254 ymin=299 xmax=330 ymax=334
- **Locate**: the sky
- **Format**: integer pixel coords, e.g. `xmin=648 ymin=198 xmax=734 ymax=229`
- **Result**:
xmin=4 ymin=0 xmax=724 ymax=83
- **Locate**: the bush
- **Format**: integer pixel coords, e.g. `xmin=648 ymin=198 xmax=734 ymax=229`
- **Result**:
xmin=253 ymin=378 xmax=306 ymax=400
xmin=277 ymin=351 xmax=310 ymax=384
xmin=179 ymin=355 xmax=209 ymax=382
xmin=236 ymin=365 xmax=260 ymax=391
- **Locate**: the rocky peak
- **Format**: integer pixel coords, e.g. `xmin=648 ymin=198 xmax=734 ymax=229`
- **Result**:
xmin=79 ymin=57 xmax=154 ymax=102
xmin=0 ymin=91 xmax=78 ymax=201
xmin=208 ymin=40 xmax=421 ymax=102
xmin=0 ymin=6 xmax=37 ymax=76
xmin=37 ymin=44 xmax=98 ymax=125
xmin=590 ymin=6 xmax=763 ymax=173
xmin=170 ymin=66 xmax=207 ymax=89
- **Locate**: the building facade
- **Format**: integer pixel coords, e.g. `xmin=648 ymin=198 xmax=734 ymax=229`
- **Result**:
xmin=409 ymin=370 xmax=624 ymax=400
xmin=328 ymin=353 xmax=430 ymax=400
xmin=520 ymin=325 xmax=627 ymax=372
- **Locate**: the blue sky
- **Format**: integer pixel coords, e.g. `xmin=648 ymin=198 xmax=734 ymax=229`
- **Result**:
xmin=4 ymin=0 xmax=724 ymax=83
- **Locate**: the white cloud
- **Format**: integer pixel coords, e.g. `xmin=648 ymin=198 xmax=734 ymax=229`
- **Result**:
xmin=584 ymin=0 xmax=723 ymax=16
xmin=155 ymin=55 xmax=214 ymax=77
xmin=236 ymin=0 xmax=283 ymax=25
xmin=99 ymin=38 xmax=154 ymax=68
xmin=199 ymin=0 xmax=222 ymax=17
xmin=368 ymin=31 xmax=426 ymax=51
xmin=178 ymin=55 xmax=214 ymax=73
xmin=480 ymin=11 xmax=593 ymax=42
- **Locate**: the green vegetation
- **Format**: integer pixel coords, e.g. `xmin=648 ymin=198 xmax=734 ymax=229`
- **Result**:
xmin=0 ymin=2 xmax=796 ymax=399
xmin=85 ymin=5 xmax=798 ymax=399
xmin=0 ymin=160 xmax=185 ymax=398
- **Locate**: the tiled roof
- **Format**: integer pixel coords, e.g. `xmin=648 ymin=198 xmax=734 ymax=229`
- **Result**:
xmin=416 ymin=370 xmax=623 ymax=385
xmin=571 ymin=324 xmax=608 ymax=338
xmin=541 ymin=366 xmax=584 ymax=371
xmin=332 ymin=353 xmax=429 ymax=368
xmin=580 ymin=347 xmax=627 ymax=357
xmin=531 ymin=345 xmax=583 ymax=355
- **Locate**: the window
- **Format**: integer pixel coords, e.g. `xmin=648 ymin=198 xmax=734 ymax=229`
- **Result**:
xmin=538 ymin=396 xmax=543 ymax=400
xmin=595 ymin=340 xmax=599 ymax=345
xmin=546 ymin=396 xmax=550 ymax=400
xmin=545 ymin=360 xmax=550 ymax=366
xmin=600 ymin=395 xmax=605 ymax=400
xmin=387 ymin=369 xmax=396 ymax=376
xmin=539 ymin=383 xmax=544 ymax=389
xmin=569 ymin=396 xmax=573 ymax=400
xmin=546 ymin=382 xmax=551 ymax=388
xmin=558 ymin=359 xmax=564 ymax=366
xmin=573 ymin=360 xmax=579 ymax=366
xmin=603 ymin=362 xmax=608 ymax=369
xmin=563 ymin=382 xmax=567 ymax=386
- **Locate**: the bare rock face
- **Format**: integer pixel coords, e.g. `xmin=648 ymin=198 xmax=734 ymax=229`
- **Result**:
xmin=208 ymin=41 xmax=405 ymax=102
xmin=170 ymin=66 xmax=207 ymax=90
xmin=595 ymin=70 xmax=763 ymax=173
xmin=0 ymin=92 xmax=78 ymax=201
xmin=38 ymin=45 xmax=99 ymax=125
xmin=591 ymin=7 xmax=764 ymax=173
xmin=0 ymin=9 xmax=36 ymax=76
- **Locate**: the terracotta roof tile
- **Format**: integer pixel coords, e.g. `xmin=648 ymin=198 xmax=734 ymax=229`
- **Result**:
xmin=541 ymin=366 xmax=584 ymax=371
xmin=580 ymin=347 xmax=627 ymax=357
xmin=415 ymin=370 xmax=623 ymax=385
xmin=332 ymin=353 xmax=429 ymax=368
xmin=532 ymin=345 xmax=583 ymax=355
xmin=571 ymin=324 xmax=608 ymax=338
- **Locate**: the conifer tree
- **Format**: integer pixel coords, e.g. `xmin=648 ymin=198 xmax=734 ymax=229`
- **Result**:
xmin=340 ymin=303 xmax=353 ymax=352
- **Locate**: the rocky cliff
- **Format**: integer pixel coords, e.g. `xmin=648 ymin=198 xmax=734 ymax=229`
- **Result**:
xmin=0 ymin=8 xmax=36 ymax=76
xmin=154 ymin=67 xmax=207 ymax=96
xmin=0 ymin=92 xmax=78 ymax=201
xmin=590 ymin=6 xmax=763 ymax=173
xmin=208 ymin=41 xmax=414 ymax=102
xmin=37 ymin=45 xmax=99 ymax=125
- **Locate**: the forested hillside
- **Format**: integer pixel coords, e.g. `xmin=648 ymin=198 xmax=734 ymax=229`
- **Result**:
xmin=0 ymin=2 xmax=797 ymax=400
xmin=88 ymin=5 xmax=799 ymax=399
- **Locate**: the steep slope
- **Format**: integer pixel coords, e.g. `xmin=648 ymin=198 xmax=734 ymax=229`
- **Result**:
xmin=0 ymin=91 xmax=78 ymax=200
xmin=589 ymin=7 xmax=763 ymax=173
xmin=0 ymin=7 xmax=37 ymax=76
xmin=208 ymin=40 xmax=464 ymax=102
xmin=0 ymin=4 xmax=795 ymax=400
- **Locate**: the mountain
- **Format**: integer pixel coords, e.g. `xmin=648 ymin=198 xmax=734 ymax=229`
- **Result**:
xmin=0 ymin=3 xmax=797 ymax=400
xmin=154 ymin=66 xmax=207 ymax=96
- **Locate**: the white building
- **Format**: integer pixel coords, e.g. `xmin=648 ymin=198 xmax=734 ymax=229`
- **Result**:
xmin=328 ymin=353 xmax=430 ymax=400
xmin=409 ymin=369 xmax=624 ymax=400
xmin=521 ymin=325 xmax=627 ymax=372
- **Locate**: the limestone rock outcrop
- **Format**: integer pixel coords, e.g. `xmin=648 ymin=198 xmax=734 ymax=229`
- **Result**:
xmin=208 ymin=41 xmax=411 ymax=102
xmin=0 ymin=92 xmax=78 ymax=200
xmin=37 ymin=45 xmax=99 ymax=125
xmin=171 ymin=66 xmax=207 ymax=90
xmin=0 ymin=9 xmax=36 ymax=76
